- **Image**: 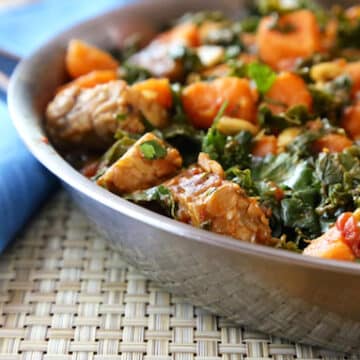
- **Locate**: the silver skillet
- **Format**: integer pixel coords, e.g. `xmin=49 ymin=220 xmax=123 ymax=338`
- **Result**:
xmin=5 ymin=0 xmax=360 ymax=353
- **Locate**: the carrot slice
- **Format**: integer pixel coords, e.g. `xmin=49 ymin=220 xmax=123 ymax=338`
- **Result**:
xmin=252 ymin=135 xmax=277 ymax=157
xmin=257 ymin=10 xmax=321 ymax=69
xmin=312 ymin=133 xmax=353 ymax=153
xmin=265 ymin=72 xmax=312 ymax=114
xmin=57 ymin=70 xmax=118 ymax=92
xmin=131 ymin=78 xmax=173 ymax=108
xmin=182 ymin=77 xmax=258 ymax=129
xmin=66 ymin=39 xmax=119 ymax=79
xmin=303 ymin=227 xmax=355 ymax=261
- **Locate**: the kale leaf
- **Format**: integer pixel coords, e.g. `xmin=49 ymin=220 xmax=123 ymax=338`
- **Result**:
xmin=337 ymin=13 xmax=360 ymax=49
xmin=118 ymin=62 xmax=151 ymax=84
xmin=125 ymin=185 xmax=177 ymax=218
xmin=93 ymin=131 xmax=138 ymax=180
xmin=258 ymin=104 xmax=312 ymax=133
xmin=309 ymin=75 xmax=352 ymax=124
xmin=202 ymin=129 xmax=253 ymax=169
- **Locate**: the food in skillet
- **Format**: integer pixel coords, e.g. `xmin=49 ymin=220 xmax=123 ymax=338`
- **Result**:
xmin=45 ymin=0 xmax=360 ymax=261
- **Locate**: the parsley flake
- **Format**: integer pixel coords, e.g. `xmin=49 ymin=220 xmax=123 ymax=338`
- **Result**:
xmin=116 ymin=113 xmax=127 ymax=122
xmin=140 ymin=140 xmax=167 ymax=160
xmin=247 ymin=62 xmax=277 ymax=95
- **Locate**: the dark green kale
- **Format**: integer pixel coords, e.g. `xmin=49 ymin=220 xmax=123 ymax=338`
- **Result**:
xmin=286 ymin=129 xmax=321 ymax=158
xmin=93 ymin=131 xmax=138 ymax=180
xmin=201 ymin=100 xmax=252 ymax=169
xmin=118 ymin=62 xmax=151 ymax=84
xmin=258 ymin=104 xmax=312 ymax=133
xmin=252 ymin=152 xmax=321 ymax=243
xmin=315 ymin=146 xmax=360 ymax=230
xmin=309 ymin=75 xmax=352 ymax=124
xmin=162 ymin=123 xmax=204 ymax=166
xmin=170 ymin=83 xmax=187 ymax=123
xmin=169 ymin=45 xmax=202 ymax=74
xmin=226 ymin=59 xmax=248 ymax=78
xmin=202 ymin=129 xmax=253 ymax=170
xmin=125 ymin=185 xmax=177 ymax=218
xmin=226 ymin=167 xmax=257 ymax=196
xmin=239 ymin=16 xmax=260 ymax=33
xmin=294 ymin=54 xmax=331 ymax=82
xmin=336 ymin=12 xmax=360 ymax=49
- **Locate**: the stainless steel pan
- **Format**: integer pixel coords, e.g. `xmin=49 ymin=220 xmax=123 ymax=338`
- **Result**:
xmin=6 ymin=0 xmax=360 ymax=353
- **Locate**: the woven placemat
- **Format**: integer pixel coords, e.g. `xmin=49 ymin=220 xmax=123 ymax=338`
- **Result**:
xmin=0 ymin=192 xmax=353 ymax=360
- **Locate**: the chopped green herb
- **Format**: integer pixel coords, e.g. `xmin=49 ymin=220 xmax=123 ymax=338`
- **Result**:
xmin=247 ymin=62 xmax=277 ymax=94
xmin=119 ymin=62 xmax=151 ymax=84
xmin=169 ymin=45 xmax=202 ymax=73
xmin=125 ymin=184 xmax=177 ymax=218
xmin=213 ymin=100 xmax=229 ymax=125
xmin=116 ymin=113 xmax=127 ymax=122
xmin=140 ymin=140 xmax=167 ymax=160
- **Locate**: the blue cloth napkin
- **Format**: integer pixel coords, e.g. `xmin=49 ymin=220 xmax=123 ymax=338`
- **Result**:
xmin=0 ymin=0 xmax=128 ymax=251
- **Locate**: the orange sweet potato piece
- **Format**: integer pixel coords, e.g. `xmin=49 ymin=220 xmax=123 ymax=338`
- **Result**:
xmin=257 ymin=10 xmax=321 ymax=69
xmin=303 ymin=227 xmax=355 ymax=261
xmin=131 ymin=78 xmax=173 ymax=109
xmin=312 ymin=133 xmax=353 ymax=153
xmin=58 ymin=70 xmax=118 ymax=92
xmin=321 ymin=18 xmax=338 ymax=51
xmin=66 ymin=39 xmax=119 ymax=79
xmin=182 ymin=77 xmax=258 ymax=129
xmin=252 ymin=135 xmax=277 ymax=157
xmin=345 ymin=61 xmax=360 ymax=98
xmin=342 ymin=102 xmax=360 ymax=140
xmin=265 ymin=72 xmax=312 ymax=114
xmin=157 ymin=22 xmax=200 ymax=47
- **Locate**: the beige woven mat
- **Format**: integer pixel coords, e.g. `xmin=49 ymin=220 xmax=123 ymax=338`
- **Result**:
xmin=0 ymin=192 xmax=354 ymax=360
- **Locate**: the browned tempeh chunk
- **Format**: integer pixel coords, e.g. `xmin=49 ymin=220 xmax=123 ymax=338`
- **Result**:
xmin=165 ymin=153 xmax=272 ymax=245
xmin=46 ymin=80 xmax=170 ymax=150
xmin=97 ymin=133 xmax=182 ymax=194
xmin=46 ymin=80 xmax=144 ymax=150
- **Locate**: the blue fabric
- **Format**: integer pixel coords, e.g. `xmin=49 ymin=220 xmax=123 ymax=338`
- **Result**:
xmin=0 ymin=0 xmax=128 ymax=251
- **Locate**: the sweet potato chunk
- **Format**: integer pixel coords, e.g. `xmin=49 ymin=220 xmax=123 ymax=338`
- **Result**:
xmin=164 ymin=153 xmax=272 ymax=244
xmin=129 ymin=23 xmax=199 ymax=80
xmin=58 ymin=70 xmax=118 ymax=92
xmin=131 ymin=78 xmax=173 ymax=109
xmin=66 ymin=39 xmax=119 ymax=79
xmin=126 ymin=81 xmax=170 ymax=128
xmin=157 ymin=22 xmax=200 ymax=47
xmin=303 ymin=227 xmax=355 ymax=261
xmin=257 ymin=10 xmax=321 ymax=69
xmin=252 ymin=135 xmax=277 ymax=157
xmin=312 ymin=134 xmax=353 ymax=153
xmin=342 ymin=102 xmax=360 ymax=140
xmin=265 ymin=72 xmax=313 ymax=114
xmin=98 ymin=133 xmax=182 ymax=194
xmin=182 ymin=77 xmax=257 ymax=128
